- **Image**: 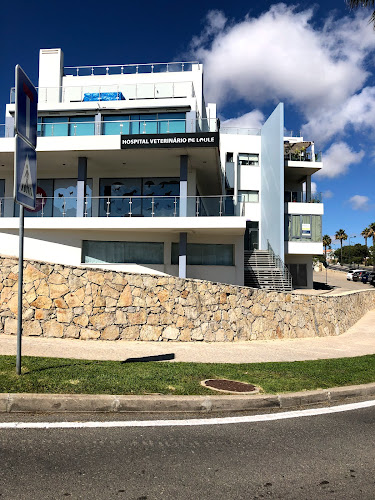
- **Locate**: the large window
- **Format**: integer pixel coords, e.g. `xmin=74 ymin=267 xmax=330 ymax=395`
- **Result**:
xmin=38 ymin=116 xmax=95 ymax=137
xmin=99 ymin=177 xmax=179 ymax=217
xmin=171 ymin=243 xmax=234 ymax=266
xmin=102 ymin=112 xmax=186 ymax=135
xmin=239 ymin=153 xmax=259 ymax=166
xmin=239 ymin=190 xmax=259 ymax=203
xmin=287 ymin=215 xmax=322 ymax=242
xmin=82 ymin=241 xmax=164 ymax=265
xmin=14 ymin=178 xmax=93 ymax=217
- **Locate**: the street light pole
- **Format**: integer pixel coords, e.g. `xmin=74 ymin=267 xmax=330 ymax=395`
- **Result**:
xmin=348 ymin=235 xmax=356 ymax=267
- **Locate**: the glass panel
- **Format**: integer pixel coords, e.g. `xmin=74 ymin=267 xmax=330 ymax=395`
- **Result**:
xmin=142 ymin=177 xmax=179 ymax=217
xmin=103 ymin=115 xmax=130 ymax=135
xmin=41 ymin=117 xmax=69 ymax=137
xmin=139 ymin=114 xmax=157 ymax=134
xmin=99 ymin=178 xmax=142 ymax=217
xmin=82 ymin=241 xmax=164 ymax=264
xmin=291 ymin=215 xmax=301 ymax=240
xmin=69 ymin=116 xmax=95 ymax=136
xmin=158 ymin=112 xmax=186 ymax=133
xmin=24 ymin=179 xmax=54 ymax=217
xmin=53 ymin=179 xmax=77 ymax=217
xmin=130 ymin=115 xmax=140 ymax=134
xmin=312 ymin=215 xmax=322 ymax=242
xmin=171 ymin=243 xmax=234 ymax=265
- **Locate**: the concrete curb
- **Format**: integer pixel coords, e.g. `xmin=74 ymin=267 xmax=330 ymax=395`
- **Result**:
xmin=1 ymin=383 xmax=375 ymax=413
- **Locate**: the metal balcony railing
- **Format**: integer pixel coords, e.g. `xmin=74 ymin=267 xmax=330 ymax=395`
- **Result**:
xmin=0 ymin=195 xmax=244 ymax=218
xmin=284 ymin=151 xmax=322 ymax=162
xmin=284 ymin=191 xmax=323 ymax=203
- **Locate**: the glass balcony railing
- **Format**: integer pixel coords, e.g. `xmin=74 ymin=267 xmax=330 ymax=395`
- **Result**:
xmin=10 ymin=80 xmax=195 ymax=104
xmin=0 ymin=195 xmax=244 ymax=218
xmin=284 ymin=191 xmax=323 ymax=203
xmin=220 ymin=127 xmax=261 ymax=136
xmin=284 ymin=151 xmax=322 ymax=162
xmin=63 ymin=61 xmax=199 ymax=77
xmin=0 ymin=118 xmax=219 ymax=138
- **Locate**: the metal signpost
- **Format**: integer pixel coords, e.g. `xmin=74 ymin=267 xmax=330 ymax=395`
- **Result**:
xmin=14 ymin=65 xmax=37 ymax=375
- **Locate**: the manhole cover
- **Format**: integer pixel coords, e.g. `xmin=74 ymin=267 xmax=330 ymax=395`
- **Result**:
xmin=201 ymin=379 xmax=259 ymax=394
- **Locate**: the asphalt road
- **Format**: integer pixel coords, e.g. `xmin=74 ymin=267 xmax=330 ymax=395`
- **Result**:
xmin=0 ymin=406 xmax=374 ymax=499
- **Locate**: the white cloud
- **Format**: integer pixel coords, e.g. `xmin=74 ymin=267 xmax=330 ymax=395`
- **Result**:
xmin=348 ymin=195 xmax=370 ymax=211
xmin=322 ymin=190 xmax=334 ymax=199
xmin=189 ymin=6 xmax=375 ymax=146
xmin=315 ymin=142 xmax=364 ymax=178
xmin=221 ymin=110 xmax=264 ymax=130
xmin=191 ymin=6 xmax=375 ymax=110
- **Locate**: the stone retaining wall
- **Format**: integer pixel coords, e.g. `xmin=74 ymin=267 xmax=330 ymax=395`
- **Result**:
xmin=1 ymin=256 xmax=374 ymax=341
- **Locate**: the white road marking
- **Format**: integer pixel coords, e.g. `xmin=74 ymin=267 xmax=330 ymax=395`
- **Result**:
xmin=1 ymin=400 xmax=375 ymax=429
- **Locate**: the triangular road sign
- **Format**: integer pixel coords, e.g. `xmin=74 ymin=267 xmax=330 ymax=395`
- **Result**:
xmin=18 ymin=155 xmax=34 ymax=199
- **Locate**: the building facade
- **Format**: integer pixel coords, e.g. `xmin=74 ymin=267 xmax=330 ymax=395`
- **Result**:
xmin=0 ymin=48 xmax=323 ymax=289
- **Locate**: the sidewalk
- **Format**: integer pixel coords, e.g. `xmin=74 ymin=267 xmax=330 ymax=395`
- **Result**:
xmin=1 ymin=309 xmax=374 ymax=364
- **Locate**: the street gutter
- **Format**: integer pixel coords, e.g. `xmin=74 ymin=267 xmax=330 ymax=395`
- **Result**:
xmin=1 ymin=383 xmax=375 ymax=413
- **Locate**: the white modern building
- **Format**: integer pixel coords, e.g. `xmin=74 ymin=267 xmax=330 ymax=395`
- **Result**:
xmin=0 ymin=48 xmax=323 ymax=290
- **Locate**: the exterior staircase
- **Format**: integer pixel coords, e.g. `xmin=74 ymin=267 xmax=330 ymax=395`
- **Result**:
xmin=244 ymin=244 xmax=293 ymax=292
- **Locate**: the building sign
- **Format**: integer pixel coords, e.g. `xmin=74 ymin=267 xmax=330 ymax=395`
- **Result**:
xmin=302 ymin=223 xmax=311 ymax=237
xmin=121 ymin=132 xmax=219 ymax=149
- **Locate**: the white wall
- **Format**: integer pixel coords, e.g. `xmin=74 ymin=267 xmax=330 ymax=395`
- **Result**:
xmin=0 ymin=229 xmax=244 ymax=286
xmin=260 ymin=103 xmax=284 ymax=256
xmin=284 ymin=254 xmax=313 ymax=289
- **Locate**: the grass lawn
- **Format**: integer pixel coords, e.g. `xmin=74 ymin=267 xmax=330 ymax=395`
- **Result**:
xmin=0 ymin=355 xmax=375 ymax=395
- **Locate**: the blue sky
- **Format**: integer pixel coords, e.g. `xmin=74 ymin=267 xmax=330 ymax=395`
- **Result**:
xmin=2 ymin=0 xmax=375 ymax=248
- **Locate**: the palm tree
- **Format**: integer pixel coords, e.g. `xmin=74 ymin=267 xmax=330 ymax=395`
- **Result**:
xmin=335 ymin=229 xmax=348 ymax=264
xmin=348 ymin=1 xmax=375 ymax=27
xmin=369 ymin=222 xmax=375 ymax=246
xmin=323 ymin=234 xmax=332 ymax=262
xmin=361 ymin=226 xmax=372 ymax=247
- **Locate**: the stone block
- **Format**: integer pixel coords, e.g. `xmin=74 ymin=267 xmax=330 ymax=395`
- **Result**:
xmin=80 ymin=328 xmax=100 ymax=340
xmin=139 ymin=325 xmax=162 ymax=341
xmin=23 ymin=264 xmax=46 ymax=283
xmin=23 ymin=321 xmax=42 ymax=336
xmin=101 ymin=325 xmax=120 ymax=340
xmin=30 ymin=296 xmax=52 ymax=309
xmin=162 ymin=326 xmax=179 ymax=340
xmin=128 ymin=310 xmax=147 ymax=325
xmin=90 ymin=312 xmax=114 ymax=330
xmin=56 ymin=309 xmax=73 ymax=323
xmin=118 ymin=285 xmax=132 ymax=307
xmin=64 ymin=324 xmax=80 ymax=338
xmin=74 ymin=314 xmax=89 ymax=327
xmin=43 ymin=320 xmax=64 ymax=338
xmin=4 ymin=318 xmax=17 ymax=334
xmin=120 ymin=326 xmax=140 ymax=340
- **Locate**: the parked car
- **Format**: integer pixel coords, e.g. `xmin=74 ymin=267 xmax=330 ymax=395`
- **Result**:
xmin=370 ymin=274 xmax=375 ymax=287
xmin=362 ymin=271 xmax=375 ymax=284
xmin=347 ymin=270 xmax=364 ymax=281
xmin=352 ymin=270 xmax=367 ymax=282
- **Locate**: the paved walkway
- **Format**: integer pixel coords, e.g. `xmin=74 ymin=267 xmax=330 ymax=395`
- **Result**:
xmin=0 ymin=309 xmax=374 ymax=364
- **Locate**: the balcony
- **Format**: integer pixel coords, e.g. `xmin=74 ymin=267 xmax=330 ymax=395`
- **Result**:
xmin=63 ymin=61 xmax=199 ymax=77
xmin=10 ymin=80 xmax=196 ymax=105
xmin=284 ymin=191 xmax=322 ymax=203
xmin=284 ymin=150 xmax=322 ymax=162
xmin=0 ymin=195 xmax=244 ymax=219
xmin=0 ymin=117 xmax=218 ymax=140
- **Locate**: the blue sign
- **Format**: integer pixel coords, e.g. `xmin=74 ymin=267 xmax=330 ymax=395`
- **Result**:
xmin=15 ymin=65 xmax=38 ymax=149
xmin=14 ymin=135 xmax=37 ymax=210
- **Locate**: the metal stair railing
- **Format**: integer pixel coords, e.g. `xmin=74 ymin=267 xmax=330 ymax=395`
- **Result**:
xmin=266 ymin=240 xmax=293 ymax=291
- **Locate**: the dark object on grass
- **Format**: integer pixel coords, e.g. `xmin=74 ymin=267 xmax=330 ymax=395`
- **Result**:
xmin=203 ymin=379 xmax=257 ymax=393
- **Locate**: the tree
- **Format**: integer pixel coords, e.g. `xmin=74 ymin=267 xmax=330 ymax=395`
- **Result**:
xmin=348 ymin=1 xmax=375 ymax=27
xmin=335 ymin=229 xmax=348 ymax=263
xmin=323 ymin=234 xmax=332 ymax=262
xmin=361 ymin=226 xmax=372 ymax=247
xmin=369 ymin=222 xmax=375 ymax=246
xmin=333 ymin=243 xmax=369 ymax=264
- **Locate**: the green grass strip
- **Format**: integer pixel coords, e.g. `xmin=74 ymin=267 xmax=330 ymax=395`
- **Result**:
xmin=0 ymin=354 xmax=374 ymax=395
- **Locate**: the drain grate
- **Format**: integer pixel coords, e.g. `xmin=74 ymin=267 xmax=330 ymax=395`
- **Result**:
xmin=202 ymin=379 xmax=259 ymax=394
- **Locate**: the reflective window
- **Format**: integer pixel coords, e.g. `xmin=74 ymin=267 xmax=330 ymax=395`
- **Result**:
xmin=239 ymin=190 xmax=259 ymax=203
xmin=102 ymin=112 xmax=186 ymax=135
xmin=171 ymin=243 xmax=234 ymax=266
xmin=82 ymin=240 xmax=164 ymax=264
xmin=239 ymin=153 xmax=259 ymax=166
xmin=99 ymin=178 xmax=179 ymax=217
xmin=38 ymin=116 xmax=95 ymax=137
